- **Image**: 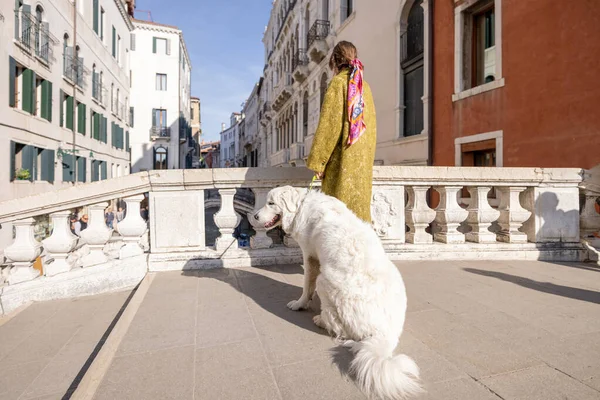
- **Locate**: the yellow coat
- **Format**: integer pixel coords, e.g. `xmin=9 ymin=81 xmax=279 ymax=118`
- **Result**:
xmin=306 ymin=69 xmax=377 ymax=222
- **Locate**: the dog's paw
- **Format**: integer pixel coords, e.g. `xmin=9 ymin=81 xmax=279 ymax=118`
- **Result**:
xmin=313 ymin=315 xmax=326 ymax=329
xmin=287 ymin=299 xmax=308 ymax=311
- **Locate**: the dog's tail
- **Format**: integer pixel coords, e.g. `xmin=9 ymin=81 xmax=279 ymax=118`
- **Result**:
xmin=349 ymin=336 xmax=422 ymax=399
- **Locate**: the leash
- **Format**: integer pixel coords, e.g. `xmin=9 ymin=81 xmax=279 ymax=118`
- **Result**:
xmin=308 ymin=175 xmax=318 ymax=192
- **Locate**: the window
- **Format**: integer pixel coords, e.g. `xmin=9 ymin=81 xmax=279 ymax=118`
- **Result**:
xmin=340 ymin=0 xmax=353 ymax=23
xmin=9 ymin=141 xmax=55 ymax=183
xmin=117 ymin=35 xmax=121 ymax=63
xmin=91 ymin=111 xmax=106 ymax=141
xmin=111 ymin=122 xmax=124 ymax=149
xmin=112 ymin=25 xmax=116 ymax=58
xmin=130 ymin=33 xmax=136 ymax=51
xmin=402 ymin=0 xmax=424 ymax=137
xmin=155 ymin=73 xmax=167 ymax=91
xmin=100 ymin=8 xmax=105 ymax=41
xmin=99 ymin=71 xmax=104 ymax=103
xmin=129 ymin=106 xmax=134 ymax=127
xmin=8 ymin=58 xmax=52 ymax=119
xmin=62 ymin=154 xmax=86 ymax=183
xmin=91 ymin=160 xmax=107 ymax=181
xmin=110 ymin=83 xmax=114 ymax=112
xmin=93 ymin=0 xmax=99 ymax=35
xmin=319 ymin=73 xmax=328 ymax=109
xmin=152 ymin=37 xmax=170 ymax=55
xmin=454 ymin=0 xmax=503 ymax=98
xmin=77 ymin=102 xmax=86 ymax=135
xmin=154 ymin=147 xmax=168 ymax=170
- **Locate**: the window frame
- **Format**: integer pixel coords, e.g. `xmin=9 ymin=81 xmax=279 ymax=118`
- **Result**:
xmin=155 ymin=73 xmax=167 ymax=91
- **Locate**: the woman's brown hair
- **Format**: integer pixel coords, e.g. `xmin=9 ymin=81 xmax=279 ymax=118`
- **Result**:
xmin=329 ymin=41 xmax=358 ymax=72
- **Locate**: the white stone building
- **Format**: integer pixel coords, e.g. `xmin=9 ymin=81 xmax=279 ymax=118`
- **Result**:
xmin=219 ymin=113 xmax=243 ymax=168
xmin=0 ymin=0 xmax=133 ymax=246
xmin=240 ymin=80 xmax=261 ymax=167
xmin=257 ymin=0 xmax=431 ymax=168
xmin=128 ymin=19 xmax=192 ymax=172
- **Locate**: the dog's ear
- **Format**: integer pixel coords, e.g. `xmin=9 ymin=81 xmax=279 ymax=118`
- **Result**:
xmin=276 ymin=186 xmax=302 ymax=213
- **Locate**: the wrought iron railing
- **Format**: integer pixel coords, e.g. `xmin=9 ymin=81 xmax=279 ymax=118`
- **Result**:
xmin=15 ymin=11 xmax=55 ymax=64
xmin=292 ymin=49 xmax=309 ymax=71
xmin=307 ymin=20 xmax=330 ymax=49
xmin=400 ymin=22 xmax=424 ymax=65
xmin=150 ymin=127 xmax=170 ymax=138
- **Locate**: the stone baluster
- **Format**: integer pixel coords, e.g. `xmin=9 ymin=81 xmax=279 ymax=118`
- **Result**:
xmin=117 ymin=195 xmax=148 ymax=258
xmin=214 ymin=189 xmax=241 ymax=251
xmin=580 ymin=191 xmax=600 ymax=239
xmin=5 ymin=218 xmax=42 ymax=284
xmin=42 ymin=211 xmax=78 ymax=276
xmin=433 ymin=186 xmax=468 ymax=243
xmin=250 ymin=188 xmax=273 ymax=249
xmin=79 ymin=202 xmax=113 ymax=266
xmin=497 ymin=187 xmax=531 ymax=243
xmin=465 ymin=186 xmax=500 ymax=243
xmin=405 ymin=186 xmax=436 ymax=244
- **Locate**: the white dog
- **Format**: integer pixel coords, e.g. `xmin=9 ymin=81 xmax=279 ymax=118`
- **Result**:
xmin=252 ymin=186 xmax=422 ymax=399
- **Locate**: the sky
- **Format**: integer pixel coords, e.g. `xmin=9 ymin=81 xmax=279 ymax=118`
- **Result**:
xmin=134 ymin=0 xmax=272 ymax=142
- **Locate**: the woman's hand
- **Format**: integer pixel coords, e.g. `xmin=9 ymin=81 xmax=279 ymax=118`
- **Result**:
xmin=315 ymin=171 xmax=324 ymax=180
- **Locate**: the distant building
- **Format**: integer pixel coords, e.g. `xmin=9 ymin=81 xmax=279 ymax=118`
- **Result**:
xmin=199 ymin=140 xmax=220 ymax=168
xmin=190 ymin=96 xmax=201 ymax=167
xmin=219 ymin=113 xmax=243 ymax=168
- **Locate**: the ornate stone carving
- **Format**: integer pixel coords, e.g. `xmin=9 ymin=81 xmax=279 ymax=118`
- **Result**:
xmin=5 ymin=218 xmax=41 ymax=284
xmin=465 ymin=186 xmax=500 ymax=243
xmin=117 ymin=195 xmax=148 ymax=259
xmin=79 ymin=202 xmax=113 ymax=266
xmin=371 ymin=191 xmax=398 ymax=237
xmin=250 ymin=188 xmax=273 ymax=249
xmin=42 ymin=211 xmax=78 ymax=276
xmin=405 ymin=186 xmax=436 ymax=244
xmin=214 ymin=189 xmax=241 ymax=251
xmin=497 ymin=187 xmax=531 ymax=243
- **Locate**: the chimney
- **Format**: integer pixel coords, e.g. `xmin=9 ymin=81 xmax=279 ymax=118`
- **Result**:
xmin=221 ymin=123 xmax=226 ymax=132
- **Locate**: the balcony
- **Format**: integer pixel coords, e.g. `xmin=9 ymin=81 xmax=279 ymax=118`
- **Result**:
xmin=270 ymin=148 xmax=290 ymax=166
xmin=289 ymin=142 xmax=305 ymax=165
xmin=272 ymin=73 xmax=293 ymax=112
xmin=150 ymin=126 xmax=170 ymax=140
xmin=0 ymin=166 xmax=598 ymax=398
xmin=14 ymin=10 xmax=57 ymax=65
xmin=307 ymin=19 xmax=330 ymax=63
xmin=292 ymin=49 xmax=309 ymax=83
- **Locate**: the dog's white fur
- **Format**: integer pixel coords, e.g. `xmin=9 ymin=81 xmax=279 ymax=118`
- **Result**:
xmin=253 ymin=186 xmax=422 ymax=399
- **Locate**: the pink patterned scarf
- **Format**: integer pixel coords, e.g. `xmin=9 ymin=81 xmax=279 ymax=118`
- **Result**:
xmin=347 ymin=58 xmax=366 ymax=146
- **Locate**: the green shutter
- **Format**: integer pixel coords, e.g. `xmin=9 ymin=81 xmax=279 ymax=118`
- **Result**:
xmin=93 ymin=112 xmax=99 ymax=140
xmin=9 ymin=141 xmax=16 ymax=182
xmin=46 ymin=81 xmax=52 ymax=122
xmin=126 ymin=131 xmax=130 ymax=151
xmin=66 ymin=96 xmax=74 ymax=129
xmin=77 ymin=103 xmax=86 ymax=134
xmin=9 ymin=56 xmax=16 ymax=108
xmin=152 ymin=37 xmax=157 ymax=53
xmin=101 ymin=116 xmax=107 ymax=143
xmin=130 ymin=106 xmax=134 ymax=127
xmin=62 ymin=153 xmax=73 ymax=182
xmin=101 ymin=161 xmax=107 ymax=180
xmin=77 ymin=157 xmax=86 ymax=182
xmin=41 ymin=149 xmax=55 ymax=183
xmin=59 ymin=89 xmax=64 ymax=126
xmin=41 ymin=80 xmax=48 ymax=120
xmin=112 ymin=26 xmax=116 ymax=57
xmin=14 ymin=0 xmax=19 ymax=40
xmin=93 ymin=0 xmax=99 ymax=34
xmin=22 ymin=145 xmax=35 ymax=182
xmin=22 ymin=69 xmax=34 ymax=113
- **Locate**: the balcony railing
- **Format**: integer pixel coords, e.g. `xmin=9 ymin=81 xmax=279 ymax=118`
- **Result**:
xmin=0 ymin=166 xmax=597 ymax=314
xmin=150 ymin=126 xmax=170 ymax=138
xmin=289 ymin=143 xmax=305 ymax=161
xmin=307 ymin=20 xmax=330 ymax=49
xmin=292 ymin=49 xmax=309 ymax=71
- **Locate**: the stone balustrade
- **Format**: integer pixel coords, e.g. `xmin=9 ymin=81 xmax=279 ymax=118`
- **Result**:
xmin=0 ymin=166 xmax=597 ymax=314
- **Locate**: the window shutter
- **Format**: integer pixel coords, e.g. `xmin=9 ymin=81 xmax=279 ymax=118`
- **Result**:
xmin=77 ymin=103 xmax=86 ymax=134
xmin=41 ymin=80 xmax=47 ymax=120
xmin=31 ymin=71 xmax=37 ymax=115
xmin=9 ymin=56 xmax=16 ymax=108
xmin=340 ymin=0 xmax=348 ymax=22
xmin=22 ymin=5 xmax=31 ymax=48
xmin=41 ymin=22 xmax=49 ymax=62
xmin=14 ymin=1 xmax=19 ymax=40
xmin=59 ymin=90 xmax=64 ymax=126
xmin=126 ymin=131 xmax=130 ymax=151
xmin=112 ymin=26 xmax=116 ymax=57
xmin=22 ymin=145 xmax=35 ymax=182
xmin=41 ymin=149 xmax=55 ymax=183
xmin=130 ymin=106 xmax=134 ymax=127
xmin=93 ymin=112 xmax=99 ymax=140
xmin=46 ymin=81 xmax=52 ymax=122
xmin=153 ymin=147 xmax=156 ymax=169
xmin=111 ymin=122 xmax=115 ymax=147
xmin=152 ymin=37 xmax=157 ymax=53
xmin=78 ymin=157 xmax=86 ymax=182
xmin=9 ymin=141 xmax=16 ymax=182
xmin=130 ymin=33 xmax=136 ymax=51
xmin=66 ymin=96 xmax=74 ymax=129
xmin=93 ymin=0 xmax=99 ymax=34
xmin=165 ymin=148 xmax=169 ymax=169
xmin=22 ymin=69 xmax=34 ymax=113
xmin=166 ymin=39 xmax=171 ymax=55
xmin=62 ymin=153 xmax=73 ymax=182
xmin=101 ymin=161 xmax=107 ymax=180
xmin=77 ymin=57 xmax=84 ymax=87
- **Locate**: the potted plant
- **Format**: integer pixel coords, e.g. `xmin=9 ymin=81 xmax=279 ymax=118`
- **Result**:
xmin=15 ymin=169 xmax=31 ymax=181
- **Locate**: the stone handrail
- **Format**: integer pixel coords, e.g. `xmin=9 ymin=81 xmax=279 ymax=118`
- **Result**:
xmin=0 ymin=165 xmax=597 ymax=315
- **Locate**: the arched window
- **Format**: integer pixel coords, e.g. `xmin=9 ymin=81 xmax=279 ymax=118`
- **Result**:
xmin=14 ymin=0 xmax=23 ymax=41
xmin=401 ymin=0 xmax=424 ymax=137
xmin=35 ymin=5 xmax=43 ymax=53
xmin=154 ymin=147 xmax=168 ymax=170
xmin=319 ymin=73 xmax=328 ymax=109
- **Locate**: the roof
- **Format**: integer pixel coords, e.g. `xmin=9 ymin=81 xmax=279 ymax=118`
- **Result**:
xmin=132 ymin=18 xmax=180 ymax=31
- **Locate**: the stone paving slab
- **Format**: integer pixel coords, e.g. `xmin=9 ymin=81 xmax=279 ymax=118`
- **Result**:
xmin=0 ymin=290 xmax=131 ymax=400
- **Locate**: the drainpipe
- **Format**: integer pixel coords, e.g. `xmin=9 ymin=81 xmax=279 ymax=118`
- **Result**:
xmin=426 ymin=0 xmax=434 ymax=167
xmin=71 ymin=0 xmax=78 ymax=183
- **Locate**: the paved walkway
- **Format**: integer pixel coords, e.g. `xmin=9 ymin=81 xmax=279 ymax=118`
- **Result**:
xmin=1 ymin=260 xmax=599 ymax=399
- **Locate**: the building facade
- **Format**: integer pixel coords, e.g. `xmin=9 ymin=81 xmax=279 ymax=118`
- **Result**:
xmin=1 ymin=0 xmax=134 ymax=203
xmin=240 ymin=81 xmax=261 ymax=167
xmin=129 ymin=19 xmax=192 ymax=172
xmin=190 ymin=96 xmax=201 ymax=167
xmin=219 ymin=113 xmax=243 ymax=168
xmin=431 ymin=0 xmax=600 ymax=169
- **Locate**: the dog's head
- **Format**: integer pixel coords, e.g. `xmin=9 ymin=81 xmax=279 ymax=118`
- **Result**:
xmin=251 ymin=186 xmax=306 ymax=233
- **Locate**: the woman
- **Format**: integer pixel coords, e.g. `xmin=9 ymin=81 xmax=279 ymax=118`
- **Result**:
xmin=306 ymin=41 xmax=377 ymax=223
